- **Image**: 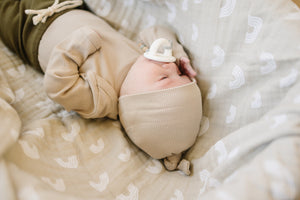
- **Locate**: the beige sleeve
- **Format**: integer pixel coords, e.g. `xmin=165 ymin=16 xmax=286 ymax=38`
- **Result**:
xmin=138 ymin=26 xmax=188 ymax=59
xmin=43 ymin=27 xmax=117 ymax=119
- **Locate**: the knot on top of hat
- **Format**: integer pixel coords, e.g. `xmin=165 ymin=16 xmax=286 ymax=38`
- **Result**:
xmin=144 ymin=38 xmax=176 ymax=63
xmin=25 ymin=0 xmax=83 ymax=25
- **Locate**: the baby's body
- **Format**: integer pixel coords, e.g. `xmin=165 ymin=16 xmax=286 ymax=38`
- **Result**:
xmin=40 ymin=10 xmax=194 ymax=119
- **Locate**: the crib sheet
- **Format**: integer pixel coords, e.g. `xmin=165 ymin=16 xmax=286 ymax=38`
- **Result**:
xmin=1 ymin=0 xmax=300 ymax=199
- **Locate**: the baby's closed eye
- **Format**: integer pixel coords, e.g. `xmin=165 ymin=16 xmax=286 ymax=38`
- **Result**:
xmin=159 ymin=76 xmax=168 ymax=81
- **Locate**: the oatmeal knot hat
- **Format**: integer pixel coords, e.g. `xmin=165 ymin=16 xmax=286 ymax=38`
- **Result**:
xmin=118 ymin=79 xmax=202 ymax=159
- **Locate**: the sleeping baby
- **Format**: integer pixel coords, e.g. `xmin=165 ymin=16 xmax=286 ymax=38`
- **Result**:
xmin=0 ymin=0 xmax=202 ymax=175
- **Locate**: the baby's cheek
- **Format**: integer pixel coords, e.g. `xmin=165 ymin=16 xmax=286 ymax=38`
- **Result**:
xmin=181 ymin=76 xmax=192 ymax=84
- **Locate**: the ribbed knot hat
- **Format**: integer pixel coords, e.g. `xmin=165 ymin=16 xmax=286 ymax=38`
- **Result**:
xmin=118 ymin=79 xmax=202 ymax=159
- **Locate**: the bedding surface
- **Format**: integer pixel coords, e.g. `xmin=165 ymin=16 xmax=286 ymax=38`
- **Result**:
xmin=1 ymin=0 xmax=300 ymax=199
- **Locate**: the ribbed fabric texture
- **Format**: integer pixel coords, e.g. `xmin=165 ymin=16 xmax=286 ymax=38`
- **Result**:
xmin=119 ymin=80 xmax=202 ymax=159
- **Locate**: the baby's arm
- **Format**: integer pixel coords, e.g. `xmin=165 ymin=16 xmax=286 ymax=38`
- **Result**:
xmin=44 ymin=27 xmax=117 ymax=119
xmin=139 ymin=26 xmax=196 ymax=78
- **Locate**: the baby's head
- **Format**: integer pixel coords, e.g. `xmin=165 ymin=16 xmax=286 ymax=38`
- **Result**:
xmin=119 ymin=55 xmax=202 ymax=159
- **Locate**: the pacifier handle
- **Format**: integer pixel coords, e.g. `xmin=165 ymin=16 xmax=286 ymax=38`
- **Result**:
xmin=144 ymin=38 xmax=176 ymax=62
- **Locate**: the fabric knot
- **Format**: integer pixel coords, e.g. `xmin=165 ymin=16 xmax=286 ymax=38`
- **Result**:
xmin=25 ymin=0 xmax=83 ymax=25
xmin=46 ymin=6 xmax=56 ymax=16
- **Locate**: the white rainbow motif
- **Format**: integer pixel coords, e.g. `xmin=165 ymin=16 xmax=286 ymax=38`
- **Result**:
xmin=182 ymin=0 xmax=188 ymax=11
xmin=226 ymin=105 xmax=236 ymax=124
xmin=18 ymin=140 xmax=40 ymax=159
xmin=35 ymin=98 xmax=56 ymax=109
xmin=219 ymin=0 xmax=236 ymax=18
xmin=294 ymin=95 xmax=300 ymax=104
xmin=146 ymin=159 xmax=163 ymax=174
xmin=199 ymin=169 xmax=220 ymax=196
xmin=57 ymin=109 xmax=74 ymax=119
xmin=23 ymin=128 xmax=44 ymax=138
xmin=15 ymin=88 xmax=25 ymax=102
xmin=18 ymin=186 xmax=39 ymax=200
xmin=211 ymin=45 xmax=225 ymax=68
xmin=89 ymin=172 xmax=109 ymax=193
xmin=279 ymin=68 xmax=298 ymax=88
xmin=245 ymin=15 xmax=263 ymax=44
xmin=260 ymin=52 xmax=277 ymax=75
xmin=270 ymin=114 xmax=287 ymax=129
xmin=116 ymin=183 xmax=139 ymax=200
xmin=263 ymin=160 xmax=296 ymax=200
xmin=207 ymin=83 xmax=217 ymax=99
xmin=62 ymin=121 xmax=80 ymax=142
xmin=118 ymin=148 xmax=131 ymax=162
xmin=229 ymin=65 xmax=245 ymax=90
xmin=6 ymin=64 xmax=26 ymax=78
xmin=251 ymin=91 xmax=262 ymax=109
xmin=95 ymin=0 xmax=111 ymax=17
xmin=89 ymin=138 xmax=105 ymax=154
xmin=214 ymin=140 xmax=240 ymax=164
xmin=54 ymin=155 xmax=79 ymax=168
xmin=41 ymin=177 xmax=66 ymax=192
xmin=214 ymin=141 xmax=227 ymax=164
xmin=34 ymin=76 xmax=43 ymax=84
xmin=145 ymin=15 xmax=156 ymax=28
xmin=170 ymin=189 xmax=184 ymax=200
xmin=166 ymin=2 xmax=176 ymax=23
xmin=192 ymin=24 xmax=199 ymax=41
xmin=199 ymin=169 xmax=210 ymax=195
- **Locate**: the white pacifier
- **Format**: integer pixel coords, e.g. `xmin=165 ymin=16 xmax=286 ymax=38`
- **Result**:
xmin=144 ymin=38 xmax=176 ymax=62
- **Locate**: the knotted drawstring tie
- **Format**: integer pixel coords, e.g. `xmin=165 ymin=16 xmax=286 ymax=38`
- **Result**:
xmin=25 ymin=0 xmax=83 ymax=25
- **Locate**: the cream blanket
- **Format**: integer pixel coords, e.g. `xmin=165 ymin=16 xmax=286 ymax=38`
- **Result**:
xmin=1 ymin=0 xmax=300 ymax=199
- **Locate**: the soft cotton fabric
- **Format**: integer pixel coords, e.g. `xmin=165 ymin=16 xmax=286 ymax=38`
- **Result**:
xmin=0 ymin=0 xmax=300 ymax=199
xmin=0 ymin=0 xmax=85 ymax=71
xmin=119 ymin=79 xmax=202 ymax=159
